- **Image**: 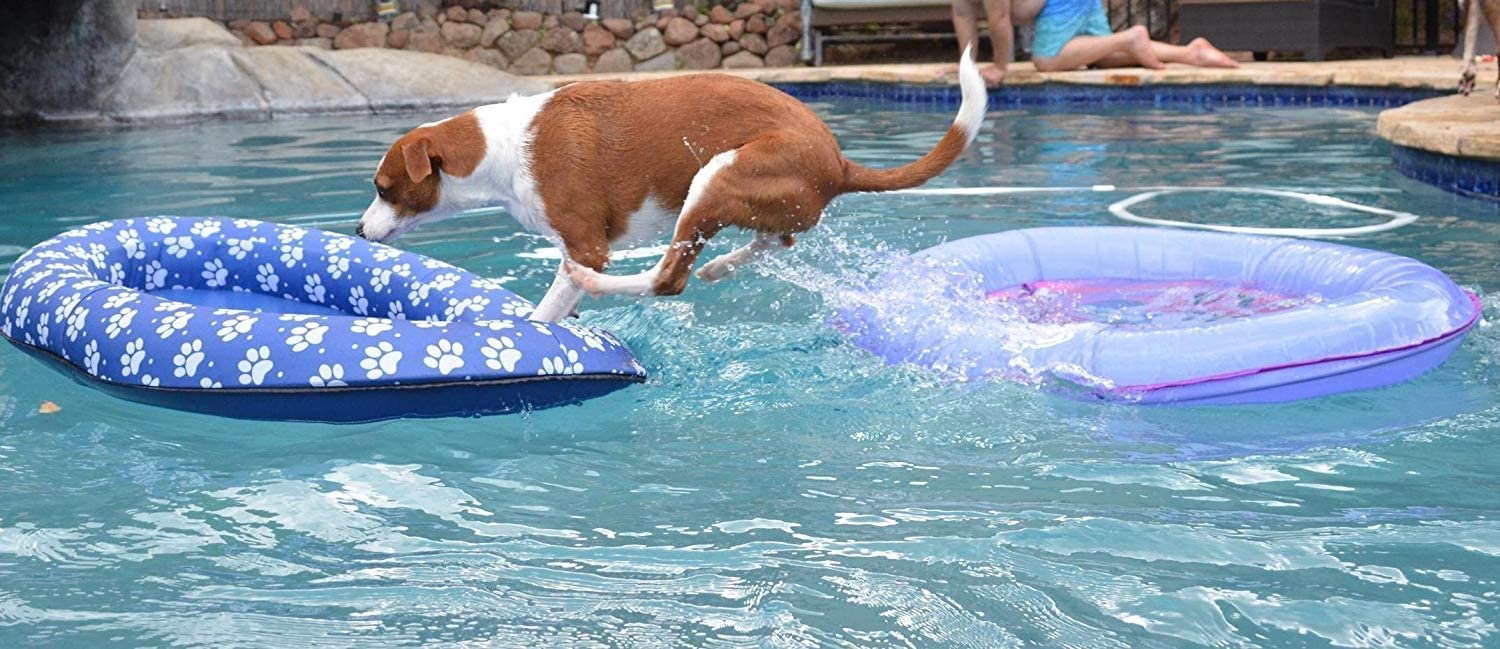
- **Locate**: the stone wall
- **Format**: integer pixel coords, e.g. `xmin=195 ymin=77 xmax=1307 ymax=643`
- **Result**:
xmin=0 ymin=0 xmax=139 ymax=119
xmin=221 ymin=1 xmax=803 ymax=75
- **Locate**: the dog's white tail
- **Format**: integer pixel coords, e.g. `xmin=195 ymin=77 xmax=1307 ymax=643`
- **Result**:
xmin=842 ymin=46 xmax=988 ymax=193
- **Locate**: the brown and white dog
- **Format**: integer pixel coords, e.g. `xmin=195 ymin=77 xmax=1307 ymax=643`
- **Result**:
xmin=1460 ymin=0 xmax=1500 ymax=98
xmin=356 ymin=51 xmax=986 ymax=322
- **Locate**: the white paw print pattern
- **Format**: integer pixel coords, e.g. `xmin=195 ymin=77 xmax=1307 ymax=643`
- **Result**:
xmin=280 ymin=244 xmax=304 ymax=268
xmin=360 ymin=342 xmax=402 ymax=380
xmin=146 ymin=217 xmax=176 ymax=234
xmin=144 ymin=260 xmax=168 ymax=291
xmin=482 ymin=336 xmax=522 ymax=372
xmin=370 ymin=268 xmax=393 ymax=292
xmin=310 ymin=363 xmax=346 ymax=387
xmin=225 ymin=237 xmax=260 ymax=260
xmin=35 ymin=313 xmax=50 ymax=345
xmin=83 ymin=340 xmax=101 ymax=375
xmin=199 ymin=377 xmax=223 ymax=389
xmin=120 ymin=338 xmax=146 ymax=377
xmin=539 ymin=348 xmax=583 ymax=376
xmin=190 ymin=220 xmax=221 ymax=237
xmin=326 ymin=255 xmax=350 ymax=279
xmin=164 ymin=236 xmax=195 ymax=258
xmin=445 ymin=296 xmax=489 ymax=320
xmin=500 ymin=301 xmax=534 ymax=319
xmin=156 ymin=310 xmax=193 ymax=338
xmin=102 ymin=292 xmax=137 ymax=310
xmin=140 ymin=374 xmax=161 ymax=387
xmin=349 ymin=286 xmax=369 ymax=315
xmin=255 ymin=263 xmax=279 ymax=292
xmin=304 ymin=274 xmax=326 ymax=303
xmin=237 ymin=346 xmax=273 ymax=385
xmin=216 ymin=314 xmax=257 ymax=342
xmin=107 ymin=263 xmax=126 ymax=286
xmin=351 ymin=318 xmax=392 ymax=337
xmin=64 ymin=306 xmax=89 ymax=341
xmin=173 ymin=340 xmax=205 ymax=377
xmin=285 ymin=322 xmax=327 ymax=352
xmin=104 ymin=308 xmax=136 ymax=338
xmin=423 ymin=339 xmax=464 ymax=375
xmin=202 ymin=259 xmax=228 ymax=287
xmin=116 ymin=229 xmax=145 ymax=260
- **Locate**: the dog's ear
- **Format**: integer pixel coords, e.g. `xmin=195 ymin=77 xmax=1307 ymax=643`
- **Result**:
xmin=402 ymin=137 xmax=434 ymax=184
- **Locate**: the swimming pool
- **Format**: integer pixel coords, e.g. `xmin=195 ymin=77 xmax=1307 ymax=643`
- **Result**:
xmin=0 ymin=97 xmax=1497 ymax=646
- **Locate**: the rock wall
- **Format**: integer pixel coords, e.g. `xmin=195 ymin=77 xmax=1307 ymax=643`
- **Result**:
xmin=0 ymin=0 xmax=138 ymax=120
xmin=224 ymin=1 xmax=803 ymax=75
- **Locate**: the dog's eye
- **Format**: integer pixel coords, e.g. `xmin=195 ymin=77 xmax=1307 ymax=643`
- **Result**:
xmin=375 ymin=186 xmax=389 ymax=199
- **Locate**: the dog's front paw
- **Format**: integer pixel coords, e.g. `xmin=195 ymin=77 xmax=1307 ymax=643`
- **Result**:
xmin=1460 ymin=68 xmax=1477 ymax=95
xmin=562 ymin=261 xmax=604 ymax=297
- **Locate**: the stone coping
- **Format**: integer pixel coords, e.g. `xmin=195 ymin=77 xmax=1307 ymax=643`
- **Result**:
xmin=1377 ymin=93 xmax=1500 ymax=161
xmin=533 ymin=55 xmax=1484 ymax=92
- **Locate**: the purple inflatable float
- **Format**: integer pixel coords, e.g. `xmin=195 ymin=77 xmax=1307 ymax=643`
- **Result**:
xmin=837 ymin=227 xmax=1480 ymax=405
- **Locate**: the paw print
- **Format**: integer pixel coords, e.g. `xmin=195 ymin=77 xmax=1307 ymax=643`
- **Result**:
xmin=423 ymin=339 xmax=464 ymax=375
xmin=226 ymin=237 xmax=260 ymax=260
xmin=349 ymin=286 xmax=369 ymax=315
xmin=102 ymin=292 xmax=138 ymax=310
xmin=202 ymin=259 xmax=228 ymax=288
xmin=351 ymin=318 xmax=392 ymax=337
xmin=140 ymin=374 xmax=161 ymax=387
xmin=482 ymin=336 xmax=522 ymax=372
xmin=326 ymin=255 xmax=350 ymax=279
xmin=155 ymin=310 xmax=193 ymax=338
xmin=116 ymin=229 xmax=144 ymax=260
xmin=164 ymin=236 xmax=195 ymax=258
xmin=35 ymin=313 xmax=50 ymax=345
xmin=199 ymin=377 xmax=223 ymax=389
xmin=387 ymin=301 xmax=406 ymax=320
xmin=500 ymin=300 xmax=534 ymax=319
xmin=119 ymin=338 xmax=146 ymax=377
xmin=104 ymin=308 xmax=137 ymax=339
xmin=216 ymin=314 xmax=257 ymax=342
xmin=444 ymin=296 xmax=490 ymax=320
xmin=471 ymin=277 xmax=509 ymax=291
xmin=144 ymin=260 xmax=168 ymax=291
xmin=279 ymin=244 xmax=304 ymax=268
xmin=360 ymin=342 xmax=402 ymax=380
xmin=107 ymin=263 xmax=126 ymax=287
xmin=190 ymin=219 xmax=222 ymax=237
xmin=237 ymin=346 xmax=273 ymax=385
xmin=173 ymin=339 xmax=205 ymax=377
xmin=370 ymin=268 xmax=393 ymax=292
xmin=146 ymin=217 xmax=176 ymax=234
xmin=310 ymin=363 xmax=346 ymax=387
xmin=285 ymin=322 xmax=327 ymax=352
xmin=372 ymin=246 xmax=403 ymax=262
xmin=64 ymin=306 xmax=89 ymax=341
xmin=539 ymin=348 xmax=583 ymax=376
xmin=304 ymin=274 xmax=326 ymax=303
xmin=83 ymin=340 xmax=101 ymax=375
xmin=255 ymin=263 xmax=279 ymax=293
xmin=324 ymin=237 xmax=354 ymax=254
xmin=276 ymin=225 xmax=306 ymax=244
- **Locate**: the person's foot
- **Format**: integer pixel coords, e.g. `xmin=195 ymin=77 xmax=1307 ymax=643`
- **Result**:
xmin=979 ymin=64 xmax=1005 ymax=87
xmin=1187 ymin=37 xmax=1239 ymax=68
xmin=1124 ymin=26 xmax=1166 ymax=70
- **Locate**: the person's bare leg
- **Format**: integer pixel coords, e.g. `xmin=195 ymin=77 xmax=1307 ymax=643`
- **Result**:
xmin=1033 ymin=26 xmax=1163 ymax=71
xmin=948 ymin=0 xmax=1006 ymax=85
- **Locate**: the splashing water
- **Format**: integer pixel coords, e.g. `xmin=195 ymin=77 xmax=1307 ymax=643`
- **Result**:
xmin=987 ymin=278 xmax=1322 ymax=328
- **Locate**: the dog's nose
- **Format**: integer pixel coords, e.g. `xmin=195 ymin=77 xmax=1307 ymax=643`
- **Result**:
xmin=355 ymin=222 xmax=366 ymax=239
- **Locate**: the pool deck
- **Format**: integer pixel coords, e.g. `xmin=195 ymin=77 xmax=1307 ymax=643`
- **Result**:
xmin=534 ymin=56 xmax=1482 ymax=92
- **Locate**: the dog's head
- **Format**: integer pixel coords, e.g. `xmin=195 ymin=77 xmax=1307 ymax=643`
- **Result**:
xmin=357 ymin=112 xmax=485 ymax=242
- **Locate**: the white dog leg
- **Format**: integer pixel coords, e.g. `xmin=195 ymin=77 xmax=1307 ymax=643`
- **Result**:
xmin=696 ymin=232 xmax=792 ymax=283
xmin=530 ymin=262 xmax=585 ymax=322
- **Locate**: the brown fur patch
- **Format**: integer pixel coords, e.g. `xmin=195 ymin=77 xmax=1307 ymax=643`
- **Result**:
xmin=374 ymin=111 xmax=486 ymax=218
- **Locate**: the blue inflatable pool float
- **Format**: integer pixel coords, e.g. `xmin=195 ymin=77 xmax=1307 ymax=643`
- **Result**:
xmin=0 ymin=217 xmax=645 ymax=422
xmin=838 ymin=227 xmax=1481 ymax=404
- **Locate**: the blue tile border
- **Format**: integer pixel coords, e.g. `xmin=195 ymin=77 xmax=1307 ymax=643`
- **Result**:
xmin=1391 ymin=144 xmax=1500 ymax=201
xmin=773 ymin=81 xmax=1500 ymax=200
xmin=770 ymin=82 xmax=1445 ymax=109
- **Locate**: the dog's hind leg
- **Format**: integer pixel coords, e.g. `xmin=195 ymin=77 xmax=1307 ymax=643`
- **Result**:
xmin=696 ymin=232 xmax=795 ymax=283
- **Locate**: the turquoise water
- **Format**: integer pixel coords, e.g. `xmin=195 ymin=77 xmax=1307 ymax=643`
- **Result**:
xmin=1 ymin=100 xmax=1498 ymax=647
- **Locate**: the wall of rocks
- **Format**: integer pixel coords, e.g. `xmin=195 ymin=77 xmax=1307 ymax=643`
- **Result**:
xmin=221 ymin=1 xmax=802 ymax=75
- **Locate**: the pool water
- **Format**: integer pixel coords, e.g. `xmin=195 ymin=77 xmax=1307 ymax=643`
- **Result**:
xmin=1 ymin=99 xmax=1498 ymax=647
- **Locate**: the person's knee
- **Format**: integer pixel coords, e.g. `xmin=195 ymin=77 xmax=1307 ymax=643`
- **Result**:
xmin=983 ymin=0 xmax=1010 ymax=20
xmin=1032 ymin=56 xmax=1060 ymax=72
xmin=1125 ymin=25 xmax=1149 ymax=41
xmin=952 ymin=0 xmax=980 ymax=18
